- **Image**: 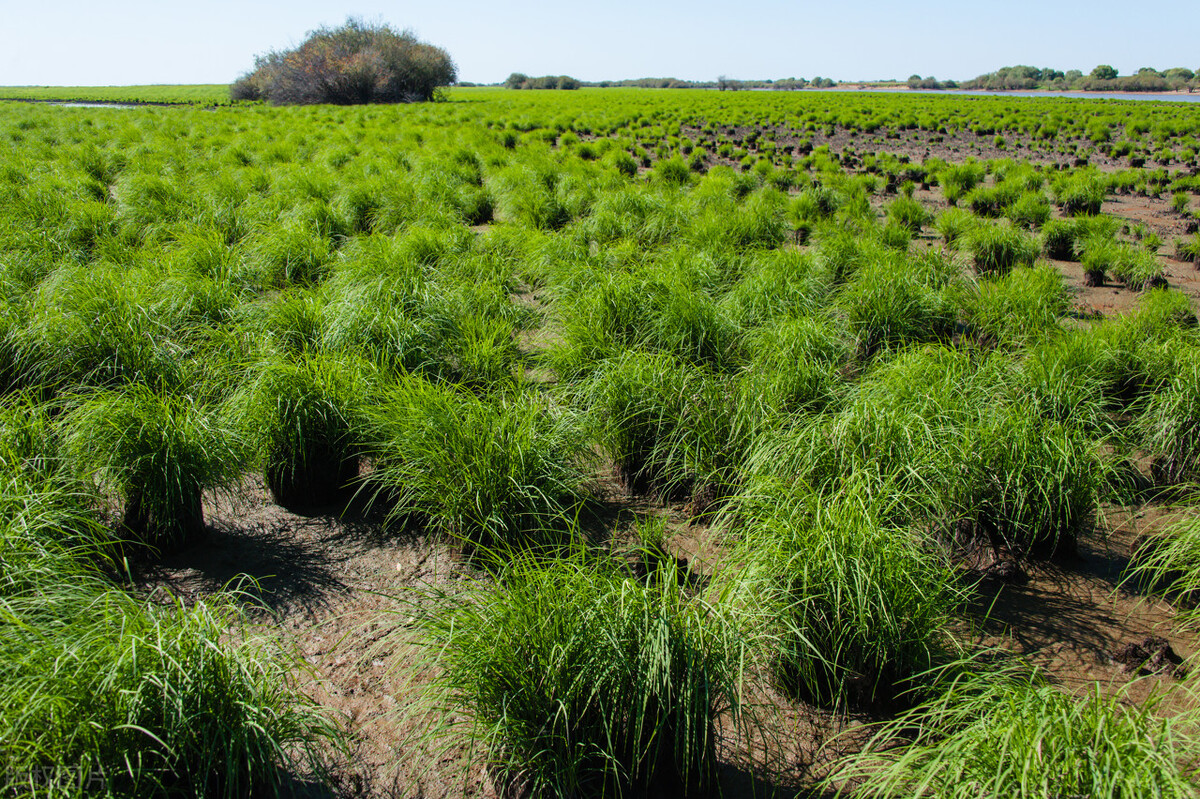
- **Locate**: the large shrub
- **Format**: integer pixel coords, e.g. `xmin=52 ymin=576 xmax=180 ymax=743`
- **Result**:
xmin=232 ymin=18 xmax=457 ymax=105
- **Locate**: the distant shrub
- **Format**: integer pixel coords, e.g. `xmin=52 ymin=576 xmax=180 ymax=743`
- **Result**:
xmin=233 ymin=18 xmax=457 ymax=105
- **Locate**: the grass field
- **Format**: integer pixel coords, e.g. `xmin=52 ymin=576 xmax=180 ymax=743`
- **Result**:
xmin=3 ymin=85 xmax=1200 ymax=797
xmin=0 ymin=84 xmax=231 ymax=105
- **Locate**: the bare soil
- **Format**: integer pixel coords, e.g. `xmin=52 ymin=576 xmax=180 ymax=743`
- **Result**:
xmin=140 ymin=475 xmax=1200 ymax=797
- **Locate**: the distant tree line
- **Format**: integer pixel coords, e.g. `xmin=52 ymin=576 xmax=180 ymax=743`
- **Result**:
xmin=501 ymin=75 xmax=837 ymax=90
xmin=959 ymin=65 xmax=1198 ymax=93
xmin=503 ymin=73 xmax=582 ymax=90
xmin=907 ymin=75 xmax=959 ymax=90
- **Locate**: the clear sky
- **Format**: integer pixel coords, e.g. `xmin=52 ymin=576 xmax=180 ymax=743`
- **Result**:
xmin=2 ymin=0 xmax=1196 ymax=86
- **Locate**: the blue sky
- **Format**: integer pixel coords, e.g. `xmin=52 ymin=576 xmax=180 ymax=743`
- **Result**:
xmin=2 ymin=0 xmax=1196 ymax=86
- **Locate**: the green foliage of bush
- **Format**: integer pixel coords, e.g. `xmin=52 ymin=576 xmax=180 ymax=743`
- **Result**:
xmin=233 ymin=18 xmax=456 ymax=105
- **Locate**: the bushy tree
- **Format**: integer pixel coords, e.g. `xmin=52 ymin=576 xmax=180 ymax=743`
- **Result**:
xmin=1090 ymin=64 xmax=1118 ymax=80
xmin=231 ymin=18 xmax=457 ymax=105
xmin=504 ymin=72 xmax=529 ymax=90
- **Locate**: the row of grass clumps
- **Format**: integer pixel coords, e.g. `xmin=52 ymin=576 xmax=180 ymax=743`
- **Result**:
xmin=3 ymin=92 xmax=1200 ymax=797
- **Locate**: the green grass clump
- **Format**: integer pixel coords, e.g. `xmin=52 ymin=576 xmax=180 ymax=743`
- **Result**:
xmin=1016 ymin=338 xmax=1114 ymax=437
xmin=651 ymin=156 xmax=693 ymax=186
xmin=17 ymin=265 xmax=186 ymax=393
xmin=959 ymin=263 xmax=1069 ymax=347
xmin=1053 ymin=172 xmax=1107 ymax=216
xmin=1004 ymin=191 xmax=1051 ymax=229
xmin=938 ymin=162 xmax=985 ymax=205
xmin=364 ymin=376 xmax=590 ymax=553
xmin=934 ymin=207 xmax=976 ymax=249
xmin=226 ymin=354 xmax=372 ymax=508
xmin=575 ymin=350 xmax=746 ymax=506
xmin=1126 ymin=510 xmax=1200 ymax=618
xmin=947 ymin=404 xmax=1103 ymax=557
xmin=410 ymin=550 xmax=747 ymax=797
xmin=1138 ymin=354 xmax=1200 ymax=485
xmin=789 ymin=185 xmax=842 ymax=222
xmin=830 ymin=662 xmax=1198 ymax=799
xmin=1039 ymin=218 xmax=1077 ymax=260
xmin=603 ymin=149 xmax=638 ymax=178
xmin=0 ymin=582 xmax=339 ymax=798
xmin=966 ymin=221 xmax=1039 ymax=276
xmin=836 ymin=250 xmax=957 ymax=356
xmin=738 ymin=315 xmax=850 ymax=418
xmin=719 ymin=248 xmax=833 ymax=329
xmin=1176 ymin=233 xmax=1200 ymax=265
xmin=965 ymin=183 xmax=1019 ymax=218
xmin=62 ymin=386 xmax=242 ymax=550
xmin=0 ymin=395 xmax=104 ymax=593
xmin=247 ymin=222 xmax=334 ymax=288
xmin=722 ymin=483 xmax=961 ymax=708
xmin=885 ymin=195 xmax=933 ymax=233
xmin=1042 ymin=214 xmax=1122 ymax=262
xmin=1109 ymin=245 xmax=1167 ymax=290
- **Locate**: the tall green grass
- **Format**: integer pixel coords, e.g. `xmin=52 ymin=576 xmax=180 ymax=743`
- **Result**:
xmin=408 ymin=549 xmax=748 ymax=796
xmin=573 ymin=350 xmax=746 ymax=505
xmin=225 ymin=353 xmax=372 ymax=508
xmin=0 ymin=394 xmax=105 ymax=593
xmin=0 ymin=582 xmax=339 ymax=798
xmin=363 ymin=376 xmax=591 ymax=553
xmin=829 ymin=661 xmax=1199 ymax=798
xmin=721 ymin=481 xmax=962 ymax=707
xmin=62 ymin=386 xmax=242 ymax=550
xmin=966 ymin=221 xmax=1039 ymax=276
